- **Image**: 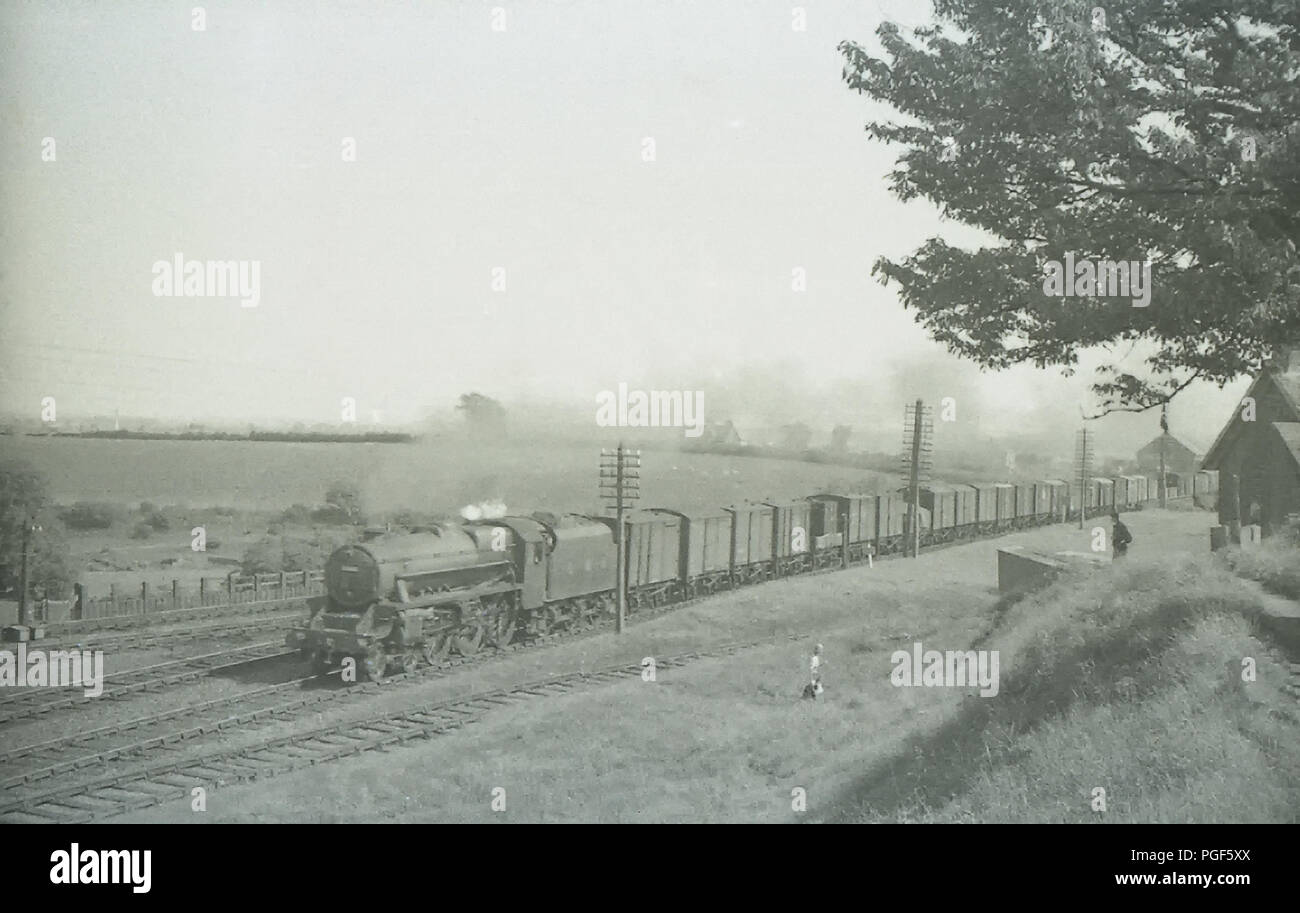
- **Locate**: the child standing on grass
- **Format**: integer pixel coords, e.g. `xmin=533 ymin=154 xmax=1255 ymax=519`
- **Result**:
xmin=807 ymin=644 xmax=825 ymax=699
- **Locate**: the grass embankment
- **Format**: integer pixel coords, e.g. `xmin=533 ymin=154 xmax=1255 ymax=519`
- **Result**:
xmin=830 ymin=551 xmax=1300 ymax=823
xmin=1221 ymin=529 xmax=1300 ymax=601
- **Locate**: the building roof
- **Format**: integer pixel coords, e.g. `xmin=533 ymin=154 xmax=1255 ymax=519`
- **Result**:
xmin=1202 ymin=369 xmax=1300 ymax=469
xmin=1136 ymin=432 xmax=1200 ymax=457
xmin=1273 ymin=422 xmax=1300 ymax=470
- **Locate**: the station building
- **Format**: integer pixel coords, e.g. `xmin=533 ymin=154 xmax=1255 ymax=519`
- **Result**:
xmin=1201 ymin=346 xmax=1300 ymax=536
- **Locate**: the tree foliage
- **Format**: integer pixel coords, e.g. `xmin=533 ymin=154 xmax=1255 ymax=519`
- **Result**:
xmin=840 ymin=0 xmax=1300 ymax=412
xmin=0 ymin=461 xmax=73 ymax=599
xmin=456 ymin=393 xmax=507 ymax=434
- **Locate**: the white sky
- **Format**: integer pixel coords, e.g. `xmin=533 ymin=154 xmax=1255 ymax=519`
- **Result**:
xmin=0 ymin=0 xmax=1250 ymax=453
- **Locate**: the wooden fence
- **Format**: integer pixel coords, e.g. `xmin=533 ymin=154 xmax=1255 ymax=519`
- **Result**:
xmin=50 ymin=570 xmax=327 ymax=623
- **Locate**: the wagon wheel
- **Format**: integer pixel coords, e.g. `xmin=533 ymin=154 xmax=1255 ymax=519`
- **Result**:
xmin=549 ymin=605 xmax=569 ymax=634
xmin=572 ymin=602 xmax=594 ymax=631
xmin=421 ymin=632 xmax=452 ymax=664
xmin=400 ymin=651 xmax=420 ymax=675
xmin=361 ymin=645 xmax=388 ymax=682
xmin=454 ymin=624 xmax=484 ymax=656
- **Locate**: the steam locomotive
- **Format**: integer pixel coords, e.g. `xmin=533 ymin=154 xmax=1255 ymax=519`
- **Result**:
xmin=287 ymin=469 xmax=1218 ymax=680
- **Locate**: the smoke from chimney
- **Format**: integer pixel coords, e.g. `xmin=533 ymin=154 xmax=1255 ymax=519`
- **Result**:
xmin=460 ymin=499 xmax=508 ymax=521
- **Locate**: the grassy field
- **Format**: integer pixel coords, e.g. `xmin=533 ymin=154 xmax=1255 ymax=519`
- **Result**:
xmin=111 ymin=508 xmax=1298 ymax=824
xmin=0 ymin=435 xmax=894 ymax=517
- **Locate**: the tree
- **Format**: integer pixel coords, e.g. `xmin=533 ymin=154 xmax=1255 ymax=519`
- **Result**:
xmin=456 ymin=393 xmax=507 ymax=436
xmin=840 ymin=1 xmax=1300 ymax=413
xmin=0 ymin=461 xmax=72 ymax=599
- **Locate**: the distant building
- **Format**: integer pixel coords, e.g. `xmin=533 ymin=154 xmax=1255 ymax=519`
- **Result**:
xmin=1135 ymin=433 xmax=1201 ymax=474
xmin=1201 ymin=346 xmax=1300 ymax=536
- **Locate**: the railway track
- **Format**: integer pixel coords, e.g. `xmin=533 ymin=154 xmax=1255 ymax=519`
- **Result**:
xmin=0 ymin=642 xmax=541 ymax=788
xmin=0 ymin=568 xmax=761 ymax=788
xmin=0 ymin=634 xmax=797 ymax=823
xmin=0 ymin=641 xmax=296 ymax=724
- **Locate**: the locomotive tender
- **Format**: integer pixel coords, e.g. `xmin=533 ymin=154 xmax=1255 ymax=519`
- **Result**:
xmin=289 ymin=470 xmax=1217 ymax=680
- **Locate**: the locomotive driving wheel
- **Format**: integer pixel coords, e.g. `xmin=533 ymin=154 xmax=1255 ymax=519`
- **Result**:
xmin=488 ymin=615 xmax=515 ymax=649
xmin=309 ymin=651 xmax=332 ymax=676
xmin=361 ymin=644 xmax=388 ymax=682
xmin=421 ymin=632 xmax=452 ymax=664
xmin=454 ymin=624 xmax=484 ymax=655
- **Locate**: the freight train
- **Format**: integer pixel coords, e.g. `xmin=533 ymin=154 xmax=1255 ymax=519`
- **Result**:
xmin=287 ymin=469 xmax=1218 ymax=680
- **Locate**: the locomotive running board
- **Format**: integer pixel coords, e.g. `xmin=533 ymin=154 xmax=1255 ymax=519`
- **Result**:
xmin=383 ymin=580 xmax=521 ymax=612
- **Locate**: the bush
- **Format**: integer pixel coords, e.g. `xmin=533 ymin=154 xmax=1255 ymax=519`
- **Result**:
xmin=279 ymin=504 xmax=313 ymax=526
xmin=129 ymin=522 xmax=153 ymax=540
xmin=60 ymin=502 xmax=123 ymax=530
xmin=240 ymin=538 xmax=280 ymax=575
xmin=145 ymin=511 xmax=170 ymax=531
xmin=310 ymin=504 xmax=353 ymax=525
xmin=324 ymin=482 xmax=363 ymax=523
xmin=138 ymin=501 xmax=158 ymax=515
xmin=240 ymin=536 xmax=333 ymax=575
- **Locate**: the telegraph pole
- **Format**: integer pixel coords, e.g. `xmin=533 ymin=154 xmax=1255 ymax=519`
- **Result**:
xmin=901 ymin=400 xmax=933 ymax=558
xmin=1075 ymin=428 xmax=1093 ymax=529
xmin=1158 ymin=403 xmax=1168 ymax=509
xmin=17 ymin=515 xmax=40 ymax=627
xmin=600 ymin=444 xmax=640 ymax=633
